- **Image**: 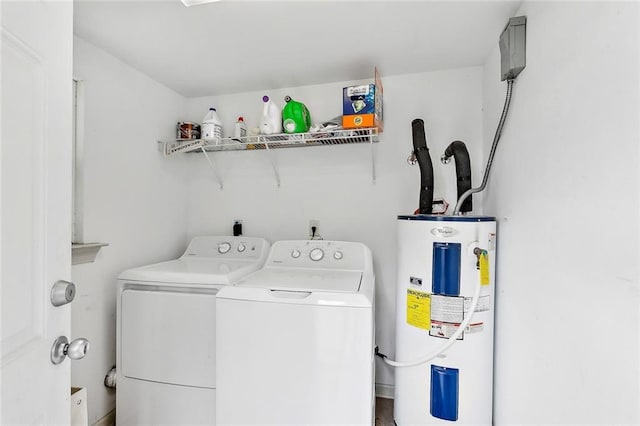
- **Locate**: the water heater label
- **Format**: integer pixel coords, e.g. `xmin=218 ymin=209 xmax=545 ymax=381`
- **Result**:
xmin=430 ymin=295 xmax=464 ymax=322
xmin=406 ymin=289 xmax=431 ymax=330
xmin=479 ymin=251 xmax=490 ymax=286
xmin=430 ymin=226 xmax=458 ymax=238
xmin=430 ymin=320 xmax=464 ymax=340
xmin=464 ymin=295 xmax=491 ymax=313
xmin=409 ymin=276 xmax=423 ymax=286
xmin=429 ymin=295 xmax=464 ymax=339
xmin=488 ymin=233 xmax=496 ymax=251
xmin=465 ymin=322 xmax=484 ymax=334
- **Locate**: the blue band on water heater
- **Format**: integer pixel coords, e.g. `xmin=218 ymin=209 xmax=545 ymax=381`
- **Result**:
xmin=432 ymin=242 xmax=461 ymax=296
xmin=431 ymin=365 xmax=459 ymax=421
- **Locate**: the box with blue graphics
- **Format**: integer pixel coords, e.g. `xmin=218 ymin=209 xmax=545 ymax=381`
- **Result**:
xmin=342 ymin=67 xmax=384 ymax=132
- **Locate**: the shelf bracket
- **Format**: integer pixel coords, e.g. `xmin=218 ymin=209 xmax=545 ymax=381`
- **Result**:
xmin=370 ymin=135 xmax=376 ymax=184
xmin=200 ymin=147 xmax=223 ymax=190
xmin=72 ymin=242 xmax=109 ymax=265
xmin=264 ymin=141 xmax=281 ymax=188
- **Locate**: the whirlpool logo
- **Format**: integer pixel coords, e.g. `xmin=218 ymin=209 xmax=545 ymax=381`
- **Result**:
xmin=430 ymin=226 xmax=458 ymax=238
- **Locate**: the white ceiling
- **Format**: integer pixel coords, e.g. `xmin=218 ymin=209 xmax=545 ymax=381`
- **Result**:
xmin=73 ymin=0 xmax=522 ymax=98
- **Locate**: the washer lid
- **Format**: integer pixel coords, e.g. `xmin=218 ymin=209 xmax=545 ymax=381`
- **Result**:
xmin=118 ymin=258 xmax=263 ymax=285
xmin=236 ymin=268 xmax=363 ymax=293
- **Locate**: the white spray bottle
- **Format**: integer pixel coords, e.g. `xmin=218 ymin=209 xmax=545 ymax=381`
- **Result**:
xmin=259 ymin=95 xmax=282 ymax=135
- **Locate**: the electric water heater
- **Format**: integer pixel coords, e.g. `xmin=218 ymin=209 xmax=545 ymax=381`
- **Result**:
xmin=394 ymin=215 xmax=497 ymax=425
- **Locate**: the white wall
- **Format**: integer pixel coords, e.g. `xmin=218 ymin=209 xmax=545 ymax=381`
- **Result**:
xmin=71 ymin=36 xmax=190 ymax=424
xmin=483 ymin=2 xmax=640 ymax=424
xmin=71 ymin=2 xmax=640 ymax=422
xmin=184 ymin=68 xmax=485 ymax=390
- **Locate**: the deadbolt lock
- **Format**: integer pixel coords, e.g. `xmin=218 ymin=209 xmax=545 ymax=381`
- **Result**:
xmin=50 ymin=280 xmax=76 ymax=307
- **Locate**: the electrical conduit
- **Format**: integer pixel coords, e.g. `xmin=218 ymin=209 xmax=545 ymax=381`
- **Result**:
xmin=453 ymin=79 xmax=515 ymax=214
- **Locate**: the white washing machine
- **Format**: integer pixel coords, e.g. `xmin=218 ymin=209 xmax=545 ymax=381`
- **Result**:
xmin=216 ymin=240 xmax=375 ymax=425
xmin=116 ymin=236 xmax=270 ymax=426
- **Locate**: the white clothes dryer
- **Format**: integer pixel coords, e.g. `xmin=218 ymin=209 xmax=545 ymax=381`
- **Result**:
xmin=216 ymin=240 xmax=375 ymax=425
xmin=116 ymin=236 xmax=270 ymax=426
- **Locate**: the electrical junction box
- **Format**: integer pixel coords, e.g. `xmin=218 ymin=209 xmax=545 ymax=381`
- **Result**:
xmin=342 ymin=67 xmax=384 ymax=132
xmin=499 ymin=16 xmax=527 ymax=81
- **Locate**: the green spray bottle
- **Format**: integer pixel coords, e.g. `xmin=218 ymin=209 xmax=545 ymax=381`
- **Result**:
xmin=282 ymin=96 xmax=312 ymax=134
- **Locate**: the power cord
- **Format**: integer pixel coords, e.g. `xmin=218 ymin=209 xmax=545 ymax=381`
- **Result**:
xmin=310 ymin=226 xmax=323 ymax=240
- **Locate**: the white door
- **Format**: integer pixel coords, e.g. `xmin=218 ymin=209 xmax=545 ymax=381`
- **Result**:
xmin=1 ymin=0 xmax=74 ymax=424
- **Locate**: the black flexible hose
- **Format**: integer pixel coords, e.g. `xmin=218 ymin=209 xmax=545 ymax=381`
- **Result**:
xmin=411 ymin=119 xmax=434 ymax=214
xmin=444 ymin=141 xmax=473 ymax=213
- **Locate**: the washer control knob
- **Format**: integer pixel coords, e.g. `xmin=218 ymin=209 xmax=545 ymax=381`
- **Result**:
xmin=218 ymin=242 xmax=231 ymax=254
xmin=333 ymin=251 xmax=343 ymax=260
xmin=237 ymin=243 xmax=246 ymax=253
xmin=309 ymin=248 xmax=324 ymax=261
xmin=291 ymin=249 xmax=301 ymax=259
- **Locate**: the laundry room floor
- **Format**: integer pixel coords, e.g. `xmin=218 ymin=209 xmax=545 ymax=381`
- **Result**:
xmin=375 ymin=397 xmax=394 ymax=425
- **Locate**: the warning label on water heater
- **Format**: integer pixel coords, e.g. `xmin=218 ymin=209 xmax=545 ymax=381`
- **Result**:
xmin=479 ymin=251 xmax=490 ymax=286
xmin=430 ymin=320 xmax=464 ymax=340
xmin=429 ymin=295 xmax=464 ymax=339
xmin=430 ymin=295 xmax=464 ymax=322
xmin=464 ymin=295 xmax=491 ymax=313
xmin=406 ymin=289 xmax=430 ymax=330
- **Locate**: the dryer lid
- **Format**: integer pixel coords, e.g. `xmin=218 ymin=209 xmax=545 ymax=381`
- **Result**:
xmin=235 ymin=269 xmax=363 ymax=293
xmin=118 ymin=258 xmax=262 ymax=285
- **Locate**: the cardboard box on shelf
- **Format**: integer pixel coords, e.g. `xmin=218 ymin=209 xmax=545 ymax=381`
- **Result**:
xmin=342 ymin=67 xmax=383 ymax=132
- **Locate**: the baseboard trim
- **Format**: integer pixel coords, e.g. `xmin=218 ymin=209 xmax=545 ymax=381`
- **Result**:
xmin=376 ymin=383 xmax=394 ymax=399
xmin=92 ymin=409 xmax=115 ymax=426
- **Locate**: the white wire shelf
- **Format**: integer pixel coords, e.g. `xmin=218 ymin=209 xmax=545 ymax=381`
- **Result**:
xmin=159 ymin=127 xmax=380 ymax=189
xmin=162 ymin=127 xmax=379 ymax=155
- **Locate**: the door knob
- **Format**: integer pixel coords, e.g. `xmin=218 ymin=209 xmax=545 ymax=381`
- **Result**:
xmin=50 ymin=280 xmax=76 ymax=306
xmin=50 ymin=336 xmax=90 ymax=365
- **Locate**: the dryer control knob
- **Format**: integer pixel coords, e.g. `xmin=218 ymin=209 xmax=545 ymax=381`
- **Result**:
xmin=333 ymin=251 xmax=343 ymax=260
xmin=291 ymin=249 xmax=301 ymax=259
xmin=218 ymin=242 xmax=231 ymax=254
xmin=309 ymin=248 xmax=324 ymax=261
xmin=237 ymin=243 xmax=246 ymax=252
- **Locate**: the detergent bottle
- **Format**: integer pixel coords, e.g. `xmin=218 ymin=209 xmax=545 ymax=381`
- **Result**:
xmin=202 ymin=107 xmax=223 ymax=145
xmin=259 ymin=96 xmax=282 ymax=135
xmin=282 ymin=96 xmax=312 ymax=134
